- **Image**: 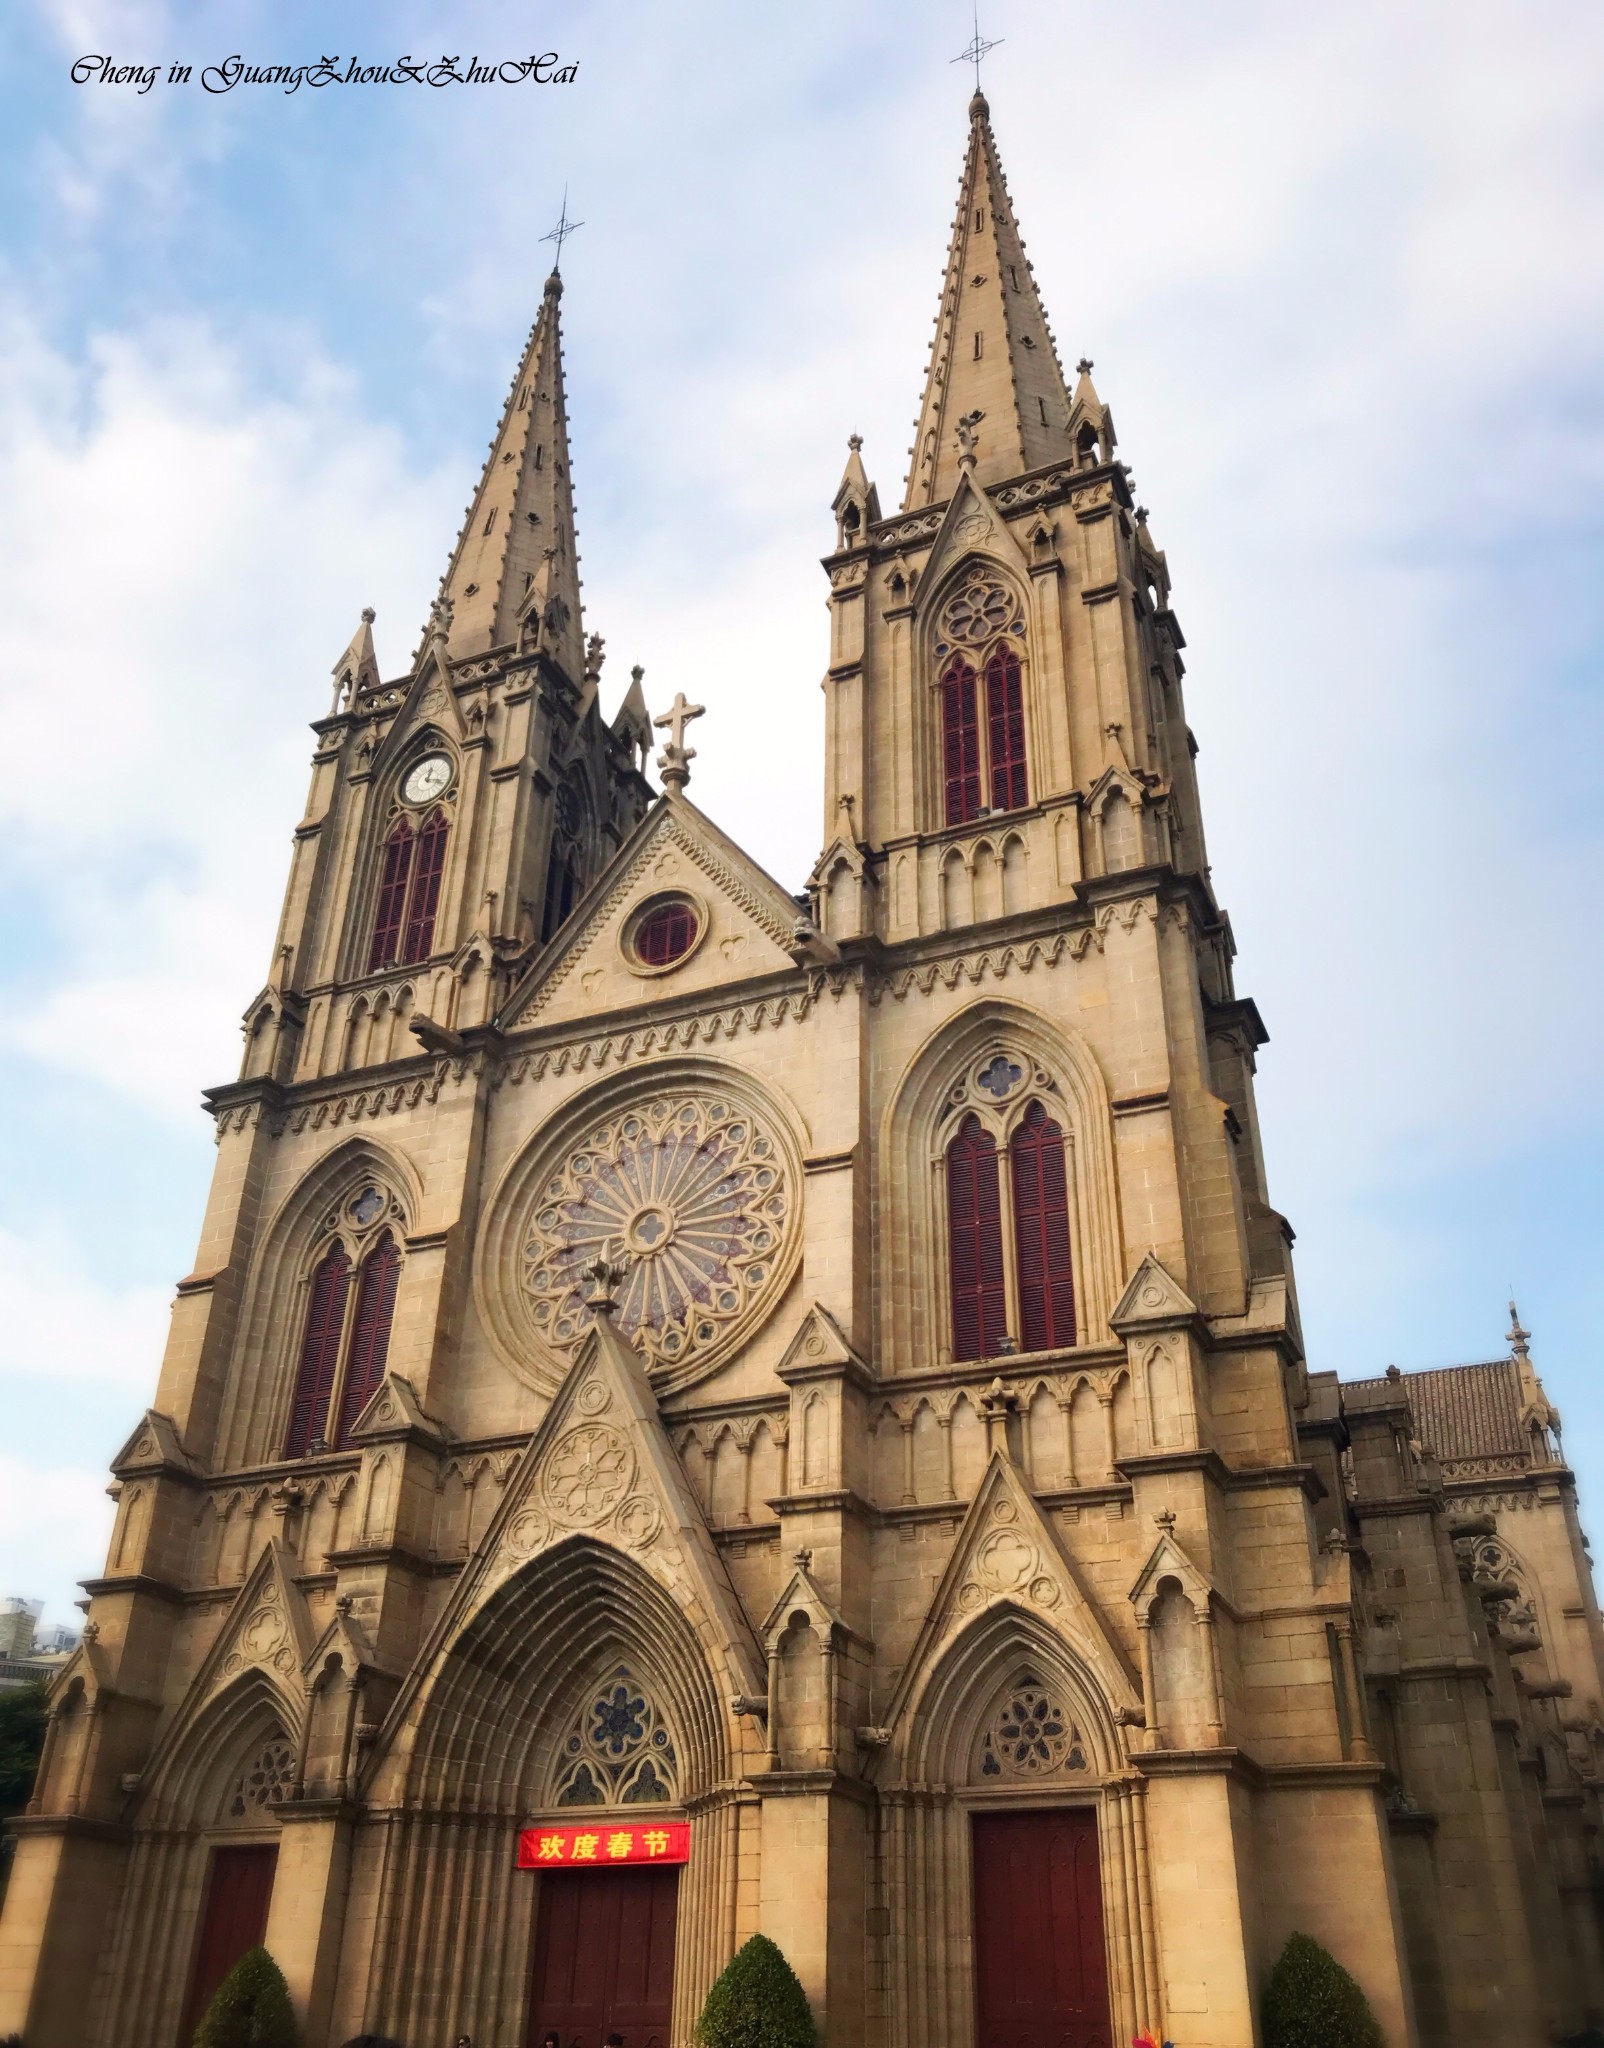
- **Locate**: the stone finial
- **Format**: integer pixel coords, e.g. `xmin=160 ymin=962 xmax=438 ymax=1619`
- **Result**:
xmin=361 ymin=606 xmax=376 ymax=625
xmin=1154 ymin=1508 xmax=1177 ymax=1537
xmin=1076 ymin=357 xmax=1094 ymax=377
xmin=583 ymin=1249 xmax=629 ymax=1315
xmin=848 ymin=433 xmax=863 ymax=452
xmin=653 ymin=691 xmax=705 ymax=791
xmin=792 ymin=1547 xmax=814 ymax=1573
xmin=427 ymin=590 xmax=454 ymax=642
xmin=955 ymin=408 xmax=984 ymax=468
xmin=1508 ymin=1299 xmax=1531 ymax=1359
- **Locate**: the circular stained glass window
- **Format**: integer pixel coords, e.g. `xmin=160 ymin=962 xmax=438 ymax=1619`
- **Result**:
xmin=632 ymin=898 xmax=698 ymax=969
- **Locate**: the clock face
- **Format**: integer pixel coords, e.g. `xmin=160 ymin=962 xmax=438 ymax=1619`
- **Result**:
xmin=402 ymin=753 xmax=452 ymax=805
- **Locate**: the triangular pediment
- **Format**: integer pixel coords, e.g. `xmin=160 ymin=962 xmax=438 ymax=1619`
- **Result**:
xmin=496 ymin=794 xmax=806 ymax=1032
xmin=776 ymin=1303 xmax=871 ymax=1387
xmin=345 ymin=1373 xmax=449 ymax=1449
xmin=304 ymin=1599 xmax=387 ymax=1682
xmin=1110 ymin=1252 xmax=1200 ymax=1333
xmin=881 ymin=1453 xmax=1140 ymax=1741
xmin=192 ymin=1541 xmax=316 ymax=1704
xmin=378 ymin=1312 xmax=765 ymax=1747
xmin=1129 ymin=1525 xmax=1217 ymax=1616
xmin=111 ymin=1409 xmax=195 ymax=1479
xmin=761 ymin=1549 xmax=863 ymax=1649
xmin=917 ymin=469 xmax=1032 ymax=603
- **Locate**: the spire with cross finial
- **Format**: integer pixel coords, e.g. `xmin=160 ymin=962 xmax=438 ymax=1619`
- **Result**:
xmin=540 ymin=187 xmax=584 ymax=275
xmin=430 ymin=241 xmax=585 ymax=676
xmin=653 ymin=691 xmax=705 ymax=791
xmin=902 ymin=88 xmax=1077 ymax=507
xmin=951 ymin=5 xmax=1003 ymax=98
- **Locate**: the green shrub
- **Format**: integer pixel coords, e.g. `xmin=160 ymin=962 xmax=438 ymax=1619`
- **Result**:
xmin=1262 ymin=1932 xmax=1383 ymax=2048
xmin=193 ymin=1946 xmax=297 ymax=2048
xmin=697 ymin=1933 xmax=815 ymax=2048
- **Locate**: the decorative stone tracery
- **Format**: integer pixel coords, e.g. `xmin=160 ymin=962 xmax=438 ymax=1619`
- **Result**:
xmin=551 ymin=1667 xmax=680 ymax=1808
xmin=486 ymin=1079 xmax=801 ymax=1390
xmin=979 ymin=1676 xmax=1087 ymax=1778
xmin=227 ymin=1732 xmax=295 ymax=1817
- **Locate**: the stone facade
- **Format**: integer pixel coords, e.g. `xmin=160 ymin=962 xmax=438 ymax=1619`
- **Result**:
xmin=3 ymin=90 xmax=1602 ymax=2048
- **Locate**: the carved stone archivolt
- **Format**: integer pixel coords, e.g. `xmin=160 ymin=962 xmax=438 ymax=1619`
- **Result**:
xmin=479 ymin=1070 xmax=804 ymax=1394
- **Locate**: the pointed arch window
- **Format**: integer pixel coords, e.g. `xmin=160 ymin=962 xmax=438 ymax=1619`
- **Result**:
xmin=334 ymin=1231 xmax=401 ymax=1446
xmin=944 ymin=1096 xmax=1077 ymax=1362
xmin=284 ymin=1217 xmax=404 ymax=1458
xmin=285 ymin=1242 xmax=353 ymax=1458
xmin=938 ymin=577 xmax=1030 ymax=826
xmin=369 ymin=806 xmax=450 ymax=971
xmin=367 ymin=819 xmax=413 ymax=970
xmin=986 ymin=646 xmax=1028 ymax=812
xmin=946 ymin=1114 xmax=1008 ymax=1361
xmin=941 ymin=656 xmax=984 ymax=825
xmin=1010 ymin=1102 xmax=1077 ymax=1350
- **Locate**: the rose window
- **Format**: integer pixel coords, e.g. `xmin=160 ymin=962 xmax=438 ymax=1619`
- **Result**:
xmin=940 ymin=576 xmax=1019 ymax=647
xmin=979 ymin=1677 xmax=1086 ymax=1778
xmin=522 ymin=1094 xmax=790 ymax=1373
xmin=553 ymin=1668 xmax=679 ymax=1808
xmin=228 ymin=1733 xmax=295 ymax=1816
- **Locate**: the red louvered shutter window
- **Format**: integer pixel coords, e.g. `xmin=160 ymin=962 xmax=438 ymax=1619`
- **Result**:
xmin=986 ymin=645 xmax=1028 ymax=812
xmin=335 ymin=1232 xmax=401 ymax=1446
xmin=941 ymin=656 xmax=984 ymax=826
xmin=285 ymin=1242 xmax=353 ymax=1458
xmin=1010 ymin=1100 xmax=1076 ymax=1351
xmin=368 ymin=818 xmax=414 ymax=971
xmin=947 ymin=1114 xmax=1009 ymax=1361
xmin=401 ymin=808 xmax=449 ymax=964
xmin=636 ymin=901 xmax=696 ymax=966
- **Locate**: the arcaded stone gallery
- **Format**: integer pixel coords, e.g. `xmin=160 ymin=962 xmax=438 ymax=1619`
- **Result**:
xmin=3 ymin=92 xmax=1602 ymax=2048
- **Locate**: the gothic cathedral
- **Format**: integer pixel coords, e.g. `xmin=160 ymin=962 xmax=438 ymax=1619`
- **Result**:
xmin=4 ymin=92 xmax=1603 ymax=2048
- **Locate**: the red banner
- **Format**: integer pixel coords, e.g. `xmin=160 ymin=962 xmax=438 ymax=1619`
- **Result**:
xmin=517 ymin=1821 xmax=690 ymax=1870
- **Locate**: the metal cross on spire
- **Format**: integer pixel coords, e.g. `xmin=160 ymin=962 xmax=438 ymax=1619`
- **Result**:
xmin=541 ymin=188 xmax=584 ymax=271
xmin=951 ymin=4 xmax=1003 ymax=92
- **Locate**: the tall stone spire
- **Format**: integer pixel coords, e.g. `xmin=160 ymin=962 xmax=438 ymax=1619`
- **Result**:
xmin=435 ymin=269 xmax=585 ymax=679
xmin=902 ymin=91 xmax=1076 ymax=509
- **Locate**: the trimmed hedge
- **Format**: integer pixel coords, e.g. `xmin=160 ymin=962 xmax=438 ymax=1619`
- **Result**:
xmin=1262 ymin=1932 xmax=1384 ymax=2048
xmin=697 ymin=1933 xmax=815 ymax=2048
xmin=193 ymin=1946 xmax=297 ymax=2048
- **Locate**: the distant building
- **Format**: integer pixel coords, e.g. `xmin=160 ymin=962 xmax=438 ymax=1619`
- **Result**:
xmin=0 ymin=1599 xmax=42 ymax=1661
xmin=0 ymin=1603 xmax=78 ymax=1690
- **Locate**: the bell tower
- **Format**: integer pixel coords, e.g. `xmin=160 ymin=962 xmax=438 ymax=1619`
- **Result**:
xmin=240 ymin=266 xmax=654 ymax=1091
xmin=812 ymin=89 xmax=1209 ymax=949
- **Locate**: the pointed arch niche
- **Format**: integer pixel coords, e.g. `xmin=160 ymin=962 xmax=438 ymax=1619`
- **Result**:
xmin=925 ymin=557 xmax=1035 ymax=830
xmin=879 ymin=1000 xmax=1124 ymax=1374
xmin=217 ymin=1137 xmax=422 ymax=1470
xmin=98 ymin=1672 xmax=300 ymax=2048
xmin=366 ymin=1537 xmax=740 ymax=2048
xmin=877 ymin=1603 xmax=1161 ymax=2048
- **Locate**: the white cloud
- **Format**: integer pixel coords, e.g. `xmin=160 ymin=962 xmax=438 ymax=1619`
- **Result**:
xmin=0 ymin=1451 xmax=115 ymax=1628
xmin=0 ymin=1224 xmax=171 ymax=1388
xmin=0 ymin=314 xmax=447 ymax=1113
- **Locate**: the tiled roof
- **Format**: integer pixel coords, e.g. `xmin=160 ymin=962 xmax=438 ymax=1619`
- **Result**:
xmin=1342 ymin=1359 xmax=1528 ymax=1466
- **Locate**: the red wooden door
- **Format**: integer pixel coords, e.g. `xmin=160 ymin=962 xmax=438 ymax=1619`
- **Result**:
xmin=973 ymin=1809 xmax=1111 ymax=2048
xmin=527 ymin=1865 xmax=679 ymax=2048
xmin=179 ymin=1843 xmax=278 ymax=2045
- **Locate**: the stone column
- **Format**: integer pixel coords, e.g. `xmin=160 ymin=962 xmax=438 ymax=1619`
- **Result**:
xmin=262 ymin=1801 xmax=355 ymax=2043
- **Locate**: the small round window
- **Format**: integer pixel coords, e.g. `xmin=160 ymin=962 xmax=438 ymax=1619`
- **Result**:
xmin=635 ymin=900 xmax=698 ymax=968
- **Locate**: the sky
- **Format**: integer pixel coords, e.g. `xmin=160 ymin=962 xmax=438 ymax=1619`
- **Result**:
xmin=0 ymin=0 xmax=1600 ymax=1630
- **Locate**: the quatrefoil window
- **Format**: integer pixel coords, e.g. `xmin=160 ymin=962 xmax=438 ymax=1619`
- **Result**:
xmin=552 ymin=1668 xmax=679 ymax=1808
xmin=979 ymin=1677 xmax=1086 ymax=1779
